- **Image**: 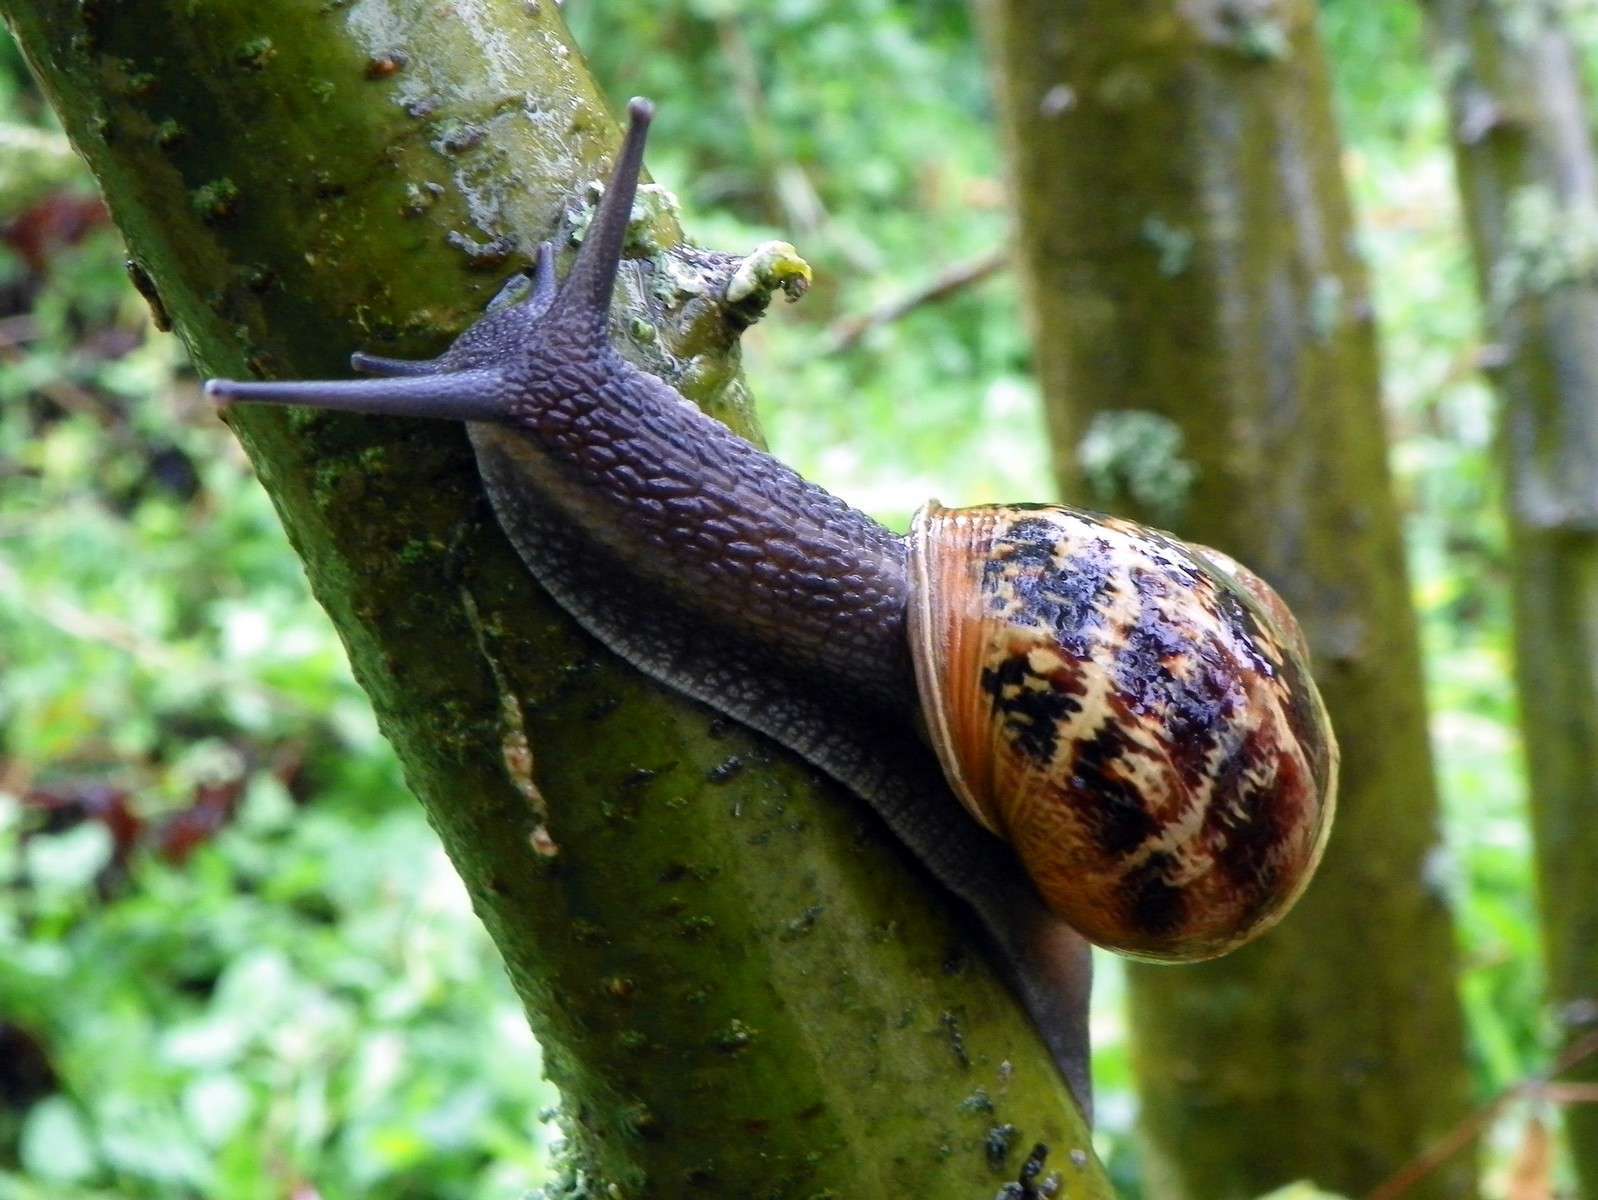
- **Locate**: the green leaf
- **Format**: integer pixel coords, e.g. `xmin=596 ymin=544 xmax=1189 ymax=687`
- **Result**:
xmin=23 ymin=824 xmax=112 ymax=892
xmin=182 ymin=1073 xmax=253 ymax=1147
xmin=18 ymin=1097 xmax=98 ymax=1184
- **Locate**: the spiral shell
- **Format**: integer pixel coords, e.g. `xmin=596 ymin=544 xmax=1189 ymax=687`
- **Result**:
xmin=908 ymin=502 xmax=1338 ymax=962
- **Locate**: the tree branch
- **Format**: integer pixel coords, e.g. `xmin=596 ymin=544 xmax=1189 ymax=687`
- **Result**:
xmin=0 ymin=0 xmax=1105 ymax=1193
xmin=825 ymin=247 xmax=1009 ymax=354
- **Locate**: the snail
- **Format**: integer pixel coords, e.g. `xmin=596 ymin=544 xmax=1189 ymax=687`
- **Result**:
xmin=206 ymin=98 xmax=1338 ymax=1114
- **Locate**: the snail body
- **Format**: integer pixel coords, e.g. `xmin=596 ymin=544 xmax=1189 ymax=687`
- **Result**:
xmin=207 ymin=99 xmax=1337 ymax=1111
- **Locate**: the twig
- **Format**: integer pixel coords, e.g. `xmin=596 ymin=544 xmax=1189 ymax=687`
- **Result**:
xmin=0 ymin=555 xmax=304 ymax=716
xmin=0 ymin=315 xmax=40 ymax=348
xmin=824 ymin=247 xmax=1009 ymax=354
xmin=1364 ymin=1029 xmax=1598 ymax=1200
xmin=716 ymin=16 xmax=827 ymax=236
xmin=1543 ymin=1083 xmax=1598 ymax=1105
xmin=37 ymin=377 xmax=117 ymax=421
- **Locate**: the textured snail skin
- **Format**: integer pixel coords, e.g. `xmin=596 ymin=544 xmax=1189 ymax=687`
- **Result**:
xmin=205 ymin=99 xmax=1332 ymax=1116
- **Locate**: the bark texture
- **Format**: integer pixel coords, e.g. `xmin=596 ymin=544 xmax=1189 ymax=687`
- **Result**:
xmin=0 ymin=2 xmax=1106 ymax=1195
xmin=1424 ymin=2 xmax=1598 ymax=1192
xmin=975 ymin=1 xmax=1477 ymax=1197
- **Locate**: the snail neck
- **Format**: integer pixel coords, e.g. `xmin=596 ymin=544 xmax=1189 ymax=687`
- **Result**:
xmin=472 ymin=346 xmax=919 ymax=713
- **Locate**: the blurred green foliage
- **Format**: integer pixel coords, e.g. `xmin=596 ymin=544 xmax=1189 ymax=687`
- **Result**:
xmin=0 ymin=0 xmax=1565 ymax=1196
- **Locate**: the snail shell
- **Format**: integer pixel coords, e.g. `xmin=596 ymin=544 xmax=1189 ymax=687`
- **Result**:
xmin=909 ymin=502 xmax=1338 ymax=962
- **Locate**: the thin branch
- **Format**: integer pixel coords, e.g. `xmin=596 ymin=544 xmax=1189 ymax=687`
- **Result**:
xmin=1544 ymin=1083 xmax=1598 ymax=1106
xmin=824 ymin=246 xmax=1009 ymax=354
xmin=0 ymin=555 xmax=303 ymax=715
xmin=715 ymin=16 xmax=827 ymax=236
xmin=0 ymin=315 xmax=40 ymax=348
xmin=1364 ymin=1030 xmax=1598 ymax=1200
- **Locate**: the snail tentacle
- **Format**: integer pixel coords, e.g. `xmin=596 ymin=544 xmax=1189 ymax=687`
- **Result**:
xmin=527 ymin=239 xmax=559 ymax=308
xmin=348 ymin=351 xmax=443 ymax=378
xmin=205 ymin=368 xmax=506 ymax=422
xmin=535 ymin=97 xmax=655 ymax=347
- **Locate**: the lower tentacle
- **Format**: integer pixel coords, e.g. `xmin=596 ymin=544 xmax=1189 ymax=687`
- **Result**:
xmin=350 ymin=351 xmax=442 ymax=377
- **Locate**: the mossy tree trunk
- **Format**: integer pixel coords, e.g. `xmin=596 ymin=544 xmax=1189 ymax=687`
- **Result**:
xmin=975 ymin=2 xmax=1477 ymax=1197
xmin=0 ymin=2 xmax=1108 ymax=1195
xmin=1423 ymin=2 xmax=1598 ymax=1192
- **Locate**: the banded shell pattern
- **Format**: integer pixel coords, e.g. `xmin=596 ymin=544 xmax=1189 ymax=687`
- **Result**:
xmin=909 ymin=502 xmax=1338 ymax=962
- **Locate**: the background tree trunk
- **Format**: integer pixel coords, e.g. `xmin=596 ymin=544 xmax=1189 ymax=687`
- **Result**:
xmin=975 ymin=1 xmax=1477 ymax=1196
xmin=1423 ymin=1 xmax=1598 ymax=1192
xmin=0 ymin=1 xmax=1106 ymax=1194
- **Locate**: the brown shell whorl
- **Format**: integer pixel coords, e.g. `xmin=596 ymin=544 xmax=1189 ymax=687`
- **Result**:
xmin=908 ymin=502 xmax=1338 ymax=962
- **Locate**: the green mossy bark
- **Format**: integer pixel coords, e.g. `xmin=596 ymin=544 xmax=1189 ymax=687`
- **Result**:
xmin=976 ymin=2 xmax=1477 ymax=1197
xmin=0 ymin=2 xmax=1108 ymax=1195
xmin=1423 ymin=3 xmax=1598 ymax=1192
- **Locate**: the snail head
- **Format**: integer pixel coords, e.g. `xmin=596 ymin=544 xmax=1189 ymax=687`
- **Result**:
xmin=204 ymin=98 xmax=656 ymax=421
